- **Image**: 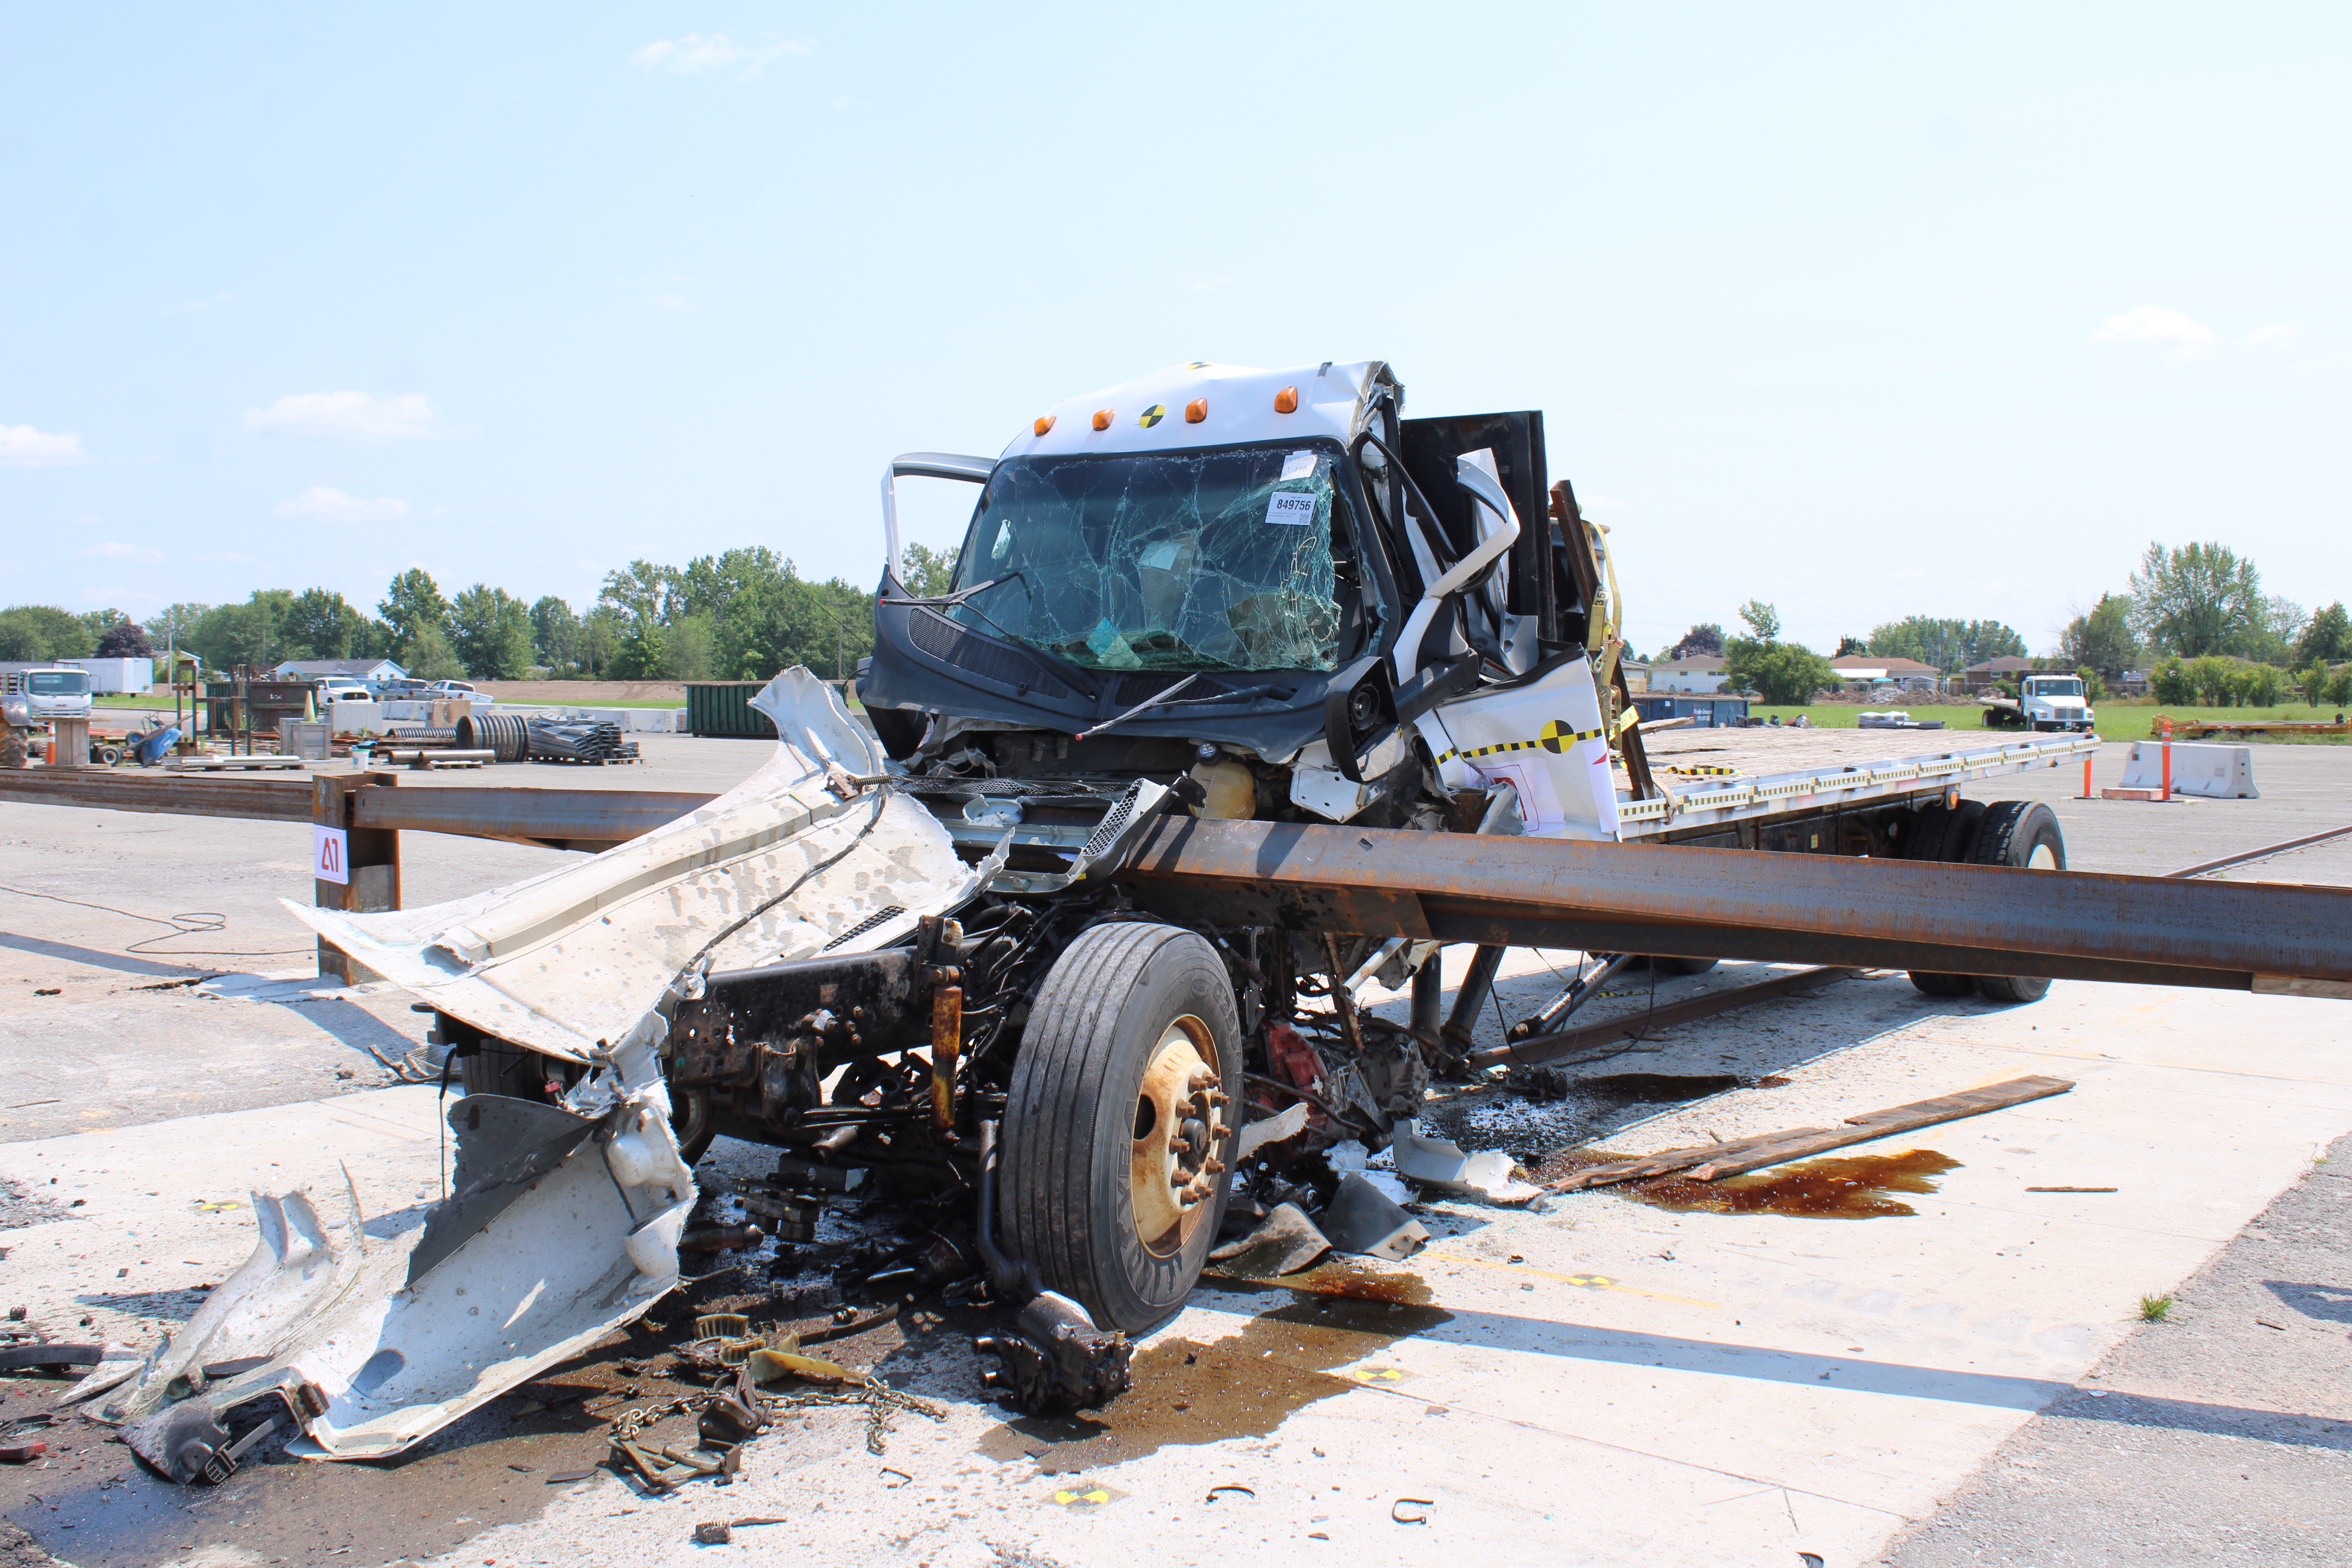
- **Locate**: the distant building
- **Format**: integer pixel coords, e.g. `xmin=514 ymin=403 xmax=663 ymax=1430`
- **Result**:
xmin=1619 ymin=658 xmax=1651 ymax=693
xmin=1651 ymin=654 xmax=1729 ymax=693
xmin=1829 ymin=655 xmax=1944 ymax=690
xmin=273 ymin=657 xmax=409 ymax=686
xmin=1962 ymin=655 xmax=2041 ymax=693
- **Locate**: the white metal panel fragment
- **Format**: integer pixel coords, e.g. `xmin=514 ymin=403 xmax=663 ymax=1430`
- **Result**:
xmin=285 ymin=669 xmax=978 ymax=1063
xmin=110 ymin=669 xmax=979 ymax=1471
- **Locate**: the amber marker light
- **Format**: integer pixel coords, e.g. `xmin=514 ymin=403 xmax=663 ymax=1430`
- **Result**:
xmin=1273 ymin=387 xmax=1299 ymax=413
xmin=1184 ymin=398 xmax=1207 ymax=423
xmin=1034 ymin=415 xmax=1056 ymax=436
xmin=1092 ymin=409 xmax=1113 ymax=430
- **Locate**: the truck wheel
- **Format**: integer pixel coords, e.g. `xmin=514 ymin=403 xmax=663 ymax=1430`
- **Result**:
xmin=1001 ymin=922 xmax=1240 ymax=1334
xmin=1904 ymin=801 xmax=1985 ymax=997
xmin=1968 ymin=802 xmax=2064 ymax=1004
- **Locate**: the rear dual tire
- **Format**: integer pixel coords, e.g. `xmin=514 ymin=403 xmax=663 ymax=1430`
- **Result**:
xmin=1904 ymin=800 xmax=2063 ymax=1004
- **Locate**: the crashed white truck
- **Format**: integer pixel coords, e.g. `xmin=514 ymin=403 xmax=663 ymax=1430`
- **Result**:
xmin=87 ymin=359 xmax=2109 ymax=1479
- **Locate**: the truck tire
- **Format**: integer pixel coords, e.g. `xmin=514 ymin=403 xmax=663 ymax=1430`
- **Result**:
xmin=1001 ymin=922 xmax=1241 ymax=1334
xmin=1904 ymin=801 xmax=1986 ymax=997
xmin=1642 ymin=955 xmax=1719 ymax=976
xmin=1968 ymin=802 xmax=2064 ymax=1004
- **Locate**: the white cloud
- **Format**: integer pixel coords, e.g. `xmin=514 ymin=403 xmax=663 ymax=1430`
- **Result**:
xmin=632 ymin=33 xmax=809 ymax=77
xmin=243 ymin=391 xmax=440 ymax=439
xmin=76 ymin=540 xmax=164 ymax=562
xmin=2090 ymin=305 xmax=2218 ymax=355
xmin=273 ymin=485 xmax=410 ymax=523
xmin=2246 ymin=322 xmax=2301 ymax=345
xmin=0 ymin=424 xmax=89 ymax=466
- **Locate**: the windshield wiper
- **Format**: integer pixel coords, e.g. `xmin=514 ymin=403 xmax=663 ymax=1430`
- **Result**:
xmin=1077 ymin=676 xmax=1200 ymax=741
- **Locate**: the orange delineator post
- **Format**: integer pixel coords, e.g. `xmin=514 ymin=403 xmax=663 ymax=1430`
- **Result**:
xmin=2081 ymin=756 xmax=2093 ymax=799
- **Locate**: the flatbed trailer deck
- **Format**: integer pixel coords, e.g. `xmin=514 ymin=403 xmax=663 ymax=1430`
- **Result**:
xmin=1626 ymin=727 xmax=2098 ymax=839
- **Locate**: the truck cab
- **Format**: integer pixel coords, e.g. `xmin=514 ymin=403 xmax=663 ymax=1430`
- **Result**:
xmin=2019 ymin=674 xmax=2095 ymax=731
xmin=0 ymin=663 xmax=94 ymax=730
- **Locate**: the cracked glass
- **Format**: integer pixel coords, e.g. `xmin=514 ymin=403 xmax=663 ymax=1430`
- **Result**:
xmin=948 ymin=442 xmax=1355 ymax=673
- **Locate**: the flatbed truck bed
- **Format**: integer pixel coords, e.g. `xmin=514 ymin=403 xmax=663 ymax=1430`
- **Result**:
xmin=1626 ymin=727 xmax=2098 ymax=839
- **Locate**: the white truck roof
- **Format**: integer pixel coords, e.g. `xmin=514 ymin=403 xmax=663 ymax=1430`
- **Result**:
xmin=1001 ymin=360 xmax=1392 ymax=460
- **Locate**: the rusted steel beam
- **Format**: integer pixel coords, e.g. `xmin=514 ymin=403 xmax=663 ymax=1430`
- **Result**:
xmin=1468 ymin=966 xmax=1863 ymax=1070
xmin=351 ymin=785 xmax=718 ymax=850
xmin=0 ymin=767 xmax=313 ymax=824
xmin=1115 ymin=818 xmax=2352 ymax=991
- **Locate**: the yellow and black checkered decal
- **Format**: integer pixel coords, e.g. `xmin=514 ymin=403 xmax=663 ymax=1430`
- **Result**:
xmin=1438 ymin=720 xmax=1603 ymax=765
xmin=1663 ymin=764 xmax=1738 ymax=776
xmin=1137 ymin=404 xmax=1166 ymax=427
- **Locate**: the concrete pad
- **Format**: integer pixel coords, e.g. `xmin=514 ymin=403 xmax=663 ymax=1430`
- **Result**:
xmin=0 ymin=972 xmax=2297 ymax=1567
xmin=0 ymin=1086 xmax=448 ymax=1353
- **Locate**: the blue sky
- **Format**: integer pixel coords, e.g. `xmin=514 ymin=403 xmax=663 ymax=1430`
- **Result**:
xmin=4 ymin=4 xmax=2345 ymax=658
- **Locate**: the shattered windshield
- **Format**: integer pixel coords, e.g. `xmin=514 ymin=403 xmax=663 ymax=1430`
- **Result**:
xmin=948 ymin=442 xmax=1359 ymax=672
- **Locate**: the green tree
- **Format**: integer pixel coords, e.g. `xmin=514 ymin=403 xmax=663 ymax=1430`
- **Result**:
xmin=581 ymin=606 xmax=622 ymax=677
xmin=1726 ymin=641 xmax=1834 ymax=704
xmin=900 ymin=541 xmax=956 ymax=598
xmin=611 ymin=620 xmax=666 ymax=680
xmin=0 ymin=605 xmax=96 ymax=661
xmin=404 ymin=623 xmax=465 ymax=681
xmin=2073 ymin=667 xmax=2107 ymax=703
xmin=2128 ymin=541 xmax=2265 ymax=658
xmin=285 ymin=589 xmax=360 ymax=661
xmin=1723 ymin=600 xmax=1831 ymax=704
xmin=378 ymin=569 xmax=452 ymax=665
xmin=76 ymin=607 xmax=130 ymax=642
xmin=2059 ymin=594 xmax=2138 ymax=676
xmin=2150 ymin=656 xmax=2193 ymax=706
xmin=1867 ymin=616 xmax=2027 ymax=674
xmin=599 ymin=560 xmax=679 ymax=629
xmin=1833 ymin=635 xmax=1866 ymax=657
xmin=449 ymin=584 xmax=534 ymax=680
xmin=188 ymin=600 xmax=271 ymax=669
xmin=530 ymin=596 xmax=581 ymax=672
xmin=1736 ymin=600 xmax=1779 ymax=641
xmin=2296 ymin=602 xmax=2350 ymax=667
xmin=149 ymin=602 xmax=210 ymax=654
xmin=2329 ymin=668 xmax=2352 ymax=710
xmin=0 ymin=609 xmax=54 ymax=660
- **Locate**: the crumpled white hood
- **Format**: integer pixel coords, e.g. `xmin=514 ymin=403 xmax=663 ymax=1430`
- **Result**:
xmin=288 ymin=669 xmax=977 ymax=1063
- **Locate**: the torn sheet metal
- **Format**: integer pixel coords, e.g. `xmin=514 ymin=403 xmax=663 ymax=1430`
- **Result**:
xmin=1319 ymin=1174 xmax=1430 ymax=1261
xmin=1390 ymin=1119 xmax=1542 ymax=1204
xmin=288 ymin=670 xmax=979 ymax=1065
xmin=109 ymin=669 xmax=978 ymax=1473
xmin=1207 ymin=1203 xmax=1329 ymax=1277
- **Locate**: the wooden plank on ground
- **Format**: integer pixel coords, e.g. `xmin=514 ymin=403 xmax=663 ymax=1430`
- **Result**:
xmin=1548 ymin=1075 xmax=2075 ymax=1191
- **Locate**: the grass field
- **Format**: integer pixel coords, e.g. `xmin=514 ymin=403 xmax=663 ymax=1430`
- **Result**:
xmin=1749 ymin=703 xmax=2350 ymax=743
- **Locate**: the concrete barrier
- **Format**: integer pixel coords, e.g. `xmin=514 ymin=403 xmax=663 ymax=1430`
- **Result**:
xmin=2118 ymin=740 xmax=2260 ymax=799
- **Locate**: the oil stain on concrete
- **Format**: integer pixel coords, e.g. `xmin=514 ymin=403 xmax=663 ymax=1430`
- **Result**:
xmin=980 ymin=1262 xmax=1449 ymax=1474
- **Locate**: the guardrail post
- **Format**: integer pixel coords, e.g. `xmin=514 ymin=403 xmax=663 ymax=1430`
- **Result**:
xmin=312 ymin=770 xmax=401 ymax=984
